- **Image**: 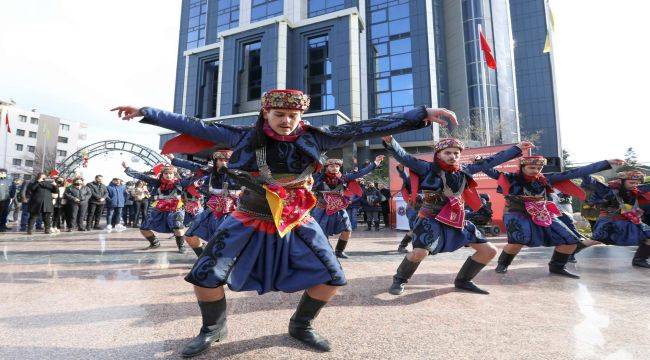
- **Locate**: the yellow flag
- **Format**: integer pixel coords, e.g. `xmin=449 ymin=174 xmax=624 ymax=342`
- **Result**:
xmin=543 ymin=34 xmax=551 ymax=53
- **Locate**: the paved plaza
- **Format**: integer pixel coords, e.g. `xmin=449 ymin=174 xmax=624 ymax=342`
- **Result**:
xmin=1 ymin=228 xmax=649 ymax=359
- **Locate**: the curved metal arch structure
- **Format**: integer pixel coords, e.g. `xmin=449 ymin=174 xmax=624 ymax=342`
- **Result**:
xmin=57 ymin=140 xmax=166 ymax=178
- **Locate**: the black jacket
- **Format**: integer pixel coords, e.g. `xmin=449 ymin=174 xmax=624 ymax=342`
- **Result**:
xmin=65 ymin=186 xmax=92 ymax=205
xmin=27 ymin=180 xmax=58 ymax=213
xmin=86 ymin=181 xmax=108 ymax=204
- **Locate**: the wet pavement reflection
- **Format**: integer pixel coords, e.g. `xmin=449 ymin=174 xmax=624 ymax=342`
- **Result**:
xmin=0 ymin=229 xmax=648 ymax=359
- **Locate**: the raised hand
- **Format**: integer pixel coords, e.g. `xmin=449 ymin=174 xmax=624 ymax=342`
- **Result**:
xmin=608 ymin=159 xmax=625 ymax=167
xmin=164 ymin=153 xmax=175 ymax=160
xmin=121 ymin=161 xmax=128 ymax=169
xmin=111 ymin=106 xmax=143 ymax=120
xmin=424 ymin=108 xmax=458 ymax=126
xmin=382 ymin=135 xmax=393 ymax=143
xmin=374 ymin=155 xmax=385 ymax=166
xmin=516 ymin=141 xmax=535 ymax=152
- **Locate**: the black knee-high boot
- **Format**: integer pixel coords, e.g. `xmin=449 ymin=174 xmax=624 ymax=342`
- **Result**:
xmin=145 ymin=235 xmax=160 ymax=249
xmin=454 ymin=256 xmax=489 ymax=294
xmin=632 ymin=243 xmax=650 ymax=268
xmin=548 ymin=250 xmax=580 ymax=278
xmin=397 ymin=232 xmax=413 ymax=253
xmin=335 ymin=239 xmax=349 ymax=259
xmin=192 ymin=245 xmax=204 ymax=257
xmin=175 ymin=235 xmax=186 ymax=253
xmin=388 ymin=257 xmax=421 ymax=295
xmin=181 ymin=298 xmax=228 ymax=358
xmin=288 ymin=292 xmax=331 ymax=352
xmin=568 ymin=241 xmax=588 ymax=263
xmin=495 ymin=250 xmax=516 ymax=273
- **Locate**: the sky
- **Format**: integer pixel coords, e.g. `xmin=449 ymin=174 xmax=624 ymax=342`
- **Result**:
xmin=0 ymin=0 xmax=648 ymax=180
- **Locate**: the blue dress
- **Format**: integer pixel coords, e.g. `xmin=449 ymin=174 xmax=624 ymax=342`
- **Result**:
xmin=139 ymin=106 xmax=429 ymax=294
xmin=383 ymin=139 xmax=522 ymax=254
xmin=311 ymin=162 xmax=376 ymax=236
xmin=124 ymin=168 xmax=190 ymax=233
xmin=171 ymin=158 xmax=239 ymax=241
xmin=580 ymin=176 xmax=650 ymax=246
xmin=484 ymin=161 xmax=611 ymax=247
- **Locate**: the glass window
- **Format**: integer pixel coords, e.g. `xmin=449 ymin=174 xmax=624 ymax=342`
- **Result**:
xmin=389 ymin=18 xmax=410 ymax=36
xmin=25 ymin=160 xmax=34 ymax=167
xmin=58 ymin=136 xmax=68 ymax=143
xmin=16 ymin=129 xmax=25 ymax=136
xmin=60 ymin=123 xmax=70 ymax=131
xmin=371 ymin=23 xmax=388 ymax=39
xmin=216 ymin=0 xmax=239 ymax=35
xmin=198 ymin=59 xmax=220 ymax=118
xmin=251 ymin=0 xmax=284 ymax=22
xmin=18 ymin=115 xmax=27 ymax=123
xmin=243 ymin=42 xmax=262 ymax=100
xmin=30 ymin=117 xmax=38 ymax=125
xmin=28 ymin=145 xmax=35 ymax=152
xmin=29 ymin=131 xmax=37 ymax=138
xmin=389 ymin=3 xmax=410 ymax=20
xmin=12 ymin=159 xmax=21 ymax=166
xmin=390 ymin=38 xmax=411 ymax=55
xmin=390 ymin=53 xmax=411 ymax=70
xmin=58 ymin=150 xmax=67 ymax=157
xmin=375 ymin=78 xmax=390 ymax=92
xmin=309 ymin=0 xmax=345 ymax=17
xmin=306 ymin=35 xmax=335 ymax=111
xmin=186 ymin=0 xmax=207 ymax=50
xmin=391 ymin=74 xmax=413 ymax=91
xmin=15 ymin=144 xmax=23 ymax=151
xmin=392 ymin=90 xmax=414 ymax=107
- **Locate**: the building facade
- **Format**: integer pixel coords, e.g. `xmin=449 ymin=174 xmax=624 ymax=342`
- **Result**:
xmin=0 ymin=99 xmax=88 ymax=180
xmin=166 ymin=0 xmax=560 ymax=163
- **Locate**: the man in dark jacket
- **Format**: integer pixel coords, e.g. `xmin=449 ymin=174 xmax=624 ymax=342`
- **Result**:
xmin=106 ymin=178 xmax=126 ymax=229
xmin=0 ymin=168 xmax=16 ymax=231
xmin=378 ymin=183 xmax=392 ymax=229
xmin=65 ymin=178 xmax=91 ymax=231
xmin=86 ymin=175 xmax=108 ymax=230
xmin=26 ymin=173 xmax=58 ymax=234
xmin=362 ymin=182 xmax=383 ymax=231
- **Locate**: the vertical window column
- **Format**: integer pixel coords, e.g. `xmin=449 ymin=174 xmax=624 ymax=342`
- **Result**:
xmin=307 ymin=35 xmax=335 ymax=111
xmin=251 ymin=0 xmax=283 ymax=22
xmin=187 ymin=0 xmax=208 ymax=50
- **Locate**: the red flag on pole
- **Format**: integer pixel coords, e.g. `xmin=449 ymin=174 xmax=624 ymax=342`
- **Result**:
xmin=478 ymin=26 xmax=497 ymax=70
xmin=4 ymin=113 xmax=10 ymax=133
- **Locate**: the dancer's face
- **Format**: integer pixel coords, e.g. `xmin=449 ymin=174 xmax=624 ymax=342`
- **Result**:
xmin=264 ymin=109 xmax=303 ymax=135
xmin=522 ymin=165 xmax=543 ymax=176
xmin=326 ymin=164 xmax=341 ymax=174
xmin=624 ymin=179 xmax=639 ymax=190
xmin=436 ymin=147 xmax=461 ymax=165
xmin=213 ymin=158 xmax=226 ymax=169
xmin=162 ymin=171 xmax=175 ymax=181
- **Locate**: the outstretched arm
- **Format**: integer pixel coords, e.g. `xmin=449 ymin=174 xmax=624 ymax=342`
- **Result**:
xmin=548 ymin=160 xmax=622 ymax=184
xmin=123 ymin=166 xmax=158 ymax=186
xmin=111 ymin=106 xmax=247 ymax=148
xmin=464 ymin=143 xmax=531 ymax=175
xmin=170 ymin=157 xmax=207 ymax=172
xmin=381 ymin=136 xmax=430 ymax=176
xmin=344 ymin=155 xmax=383 ymax=181
xmin=314 ymin=107 xmax=456 ymax=150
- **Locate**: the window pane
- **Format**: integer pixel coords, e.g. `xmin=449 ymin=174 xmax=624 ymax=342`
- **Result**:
xmin=389 ymin=18 xmax=410 ymax=36
xmin=392 ymin=90 xmax=414 ymax=107
xmin=389 ymin=3 xmax=409 ymax=20
xmin=391 ymin=74 xmax=413 ymax=91
xmin=390 ymin=38 xmax=411 ymax=55
xmin=390 ymin=53 xmax=411 ymax=70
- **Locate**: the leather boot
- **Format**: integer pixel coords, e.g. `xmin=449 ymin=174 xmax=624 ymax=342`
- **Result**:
xmin=192 ymin=245 xmax=204 ymax=257
xmin=397 ymin=232 xmax=412 ymax=253
xmin=568 ymin=241 xmax=588 ymax=263
xmin=175 ymin=235 xmax=186 ymax=253
xmin=388 ymin=257 xmax=421 ymax=295
xmin=145 ymin=235 xmax=160 ymax=249
xmin=335 ymin=239 xmax=349 ymax=259
xmin=548 ymin=250 xmax=580 ymax=278
xmin=288 ymin=292 xmax=331 ymax=352
xmin=454 ymin=256 xmax=489 ymax=294
xmin=632 ymin=243 xmax=650 ymax=268
xmin=181 ymin=298 xmax=228 ymax=358
xmin=495 ymin=250 xmax=516 ymax=273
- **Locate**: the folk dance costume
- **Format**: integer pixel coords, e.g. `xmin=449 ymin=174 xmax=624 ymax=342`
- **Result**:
xmin=396 ymin=164 xmax=423 ymax=253
xmin=312 ymin=158 xmax=378 ymax=258
xmin=490 ymin=156 xmax=614 ymax=278
xmin=575 ymin=171 xmax=650 ymax=268
xmin=171 ymin=152 xmax=240 ymax=257
xmin=124 ymin=165 xmax=190 ymax=253
xmin=126 ymin=89 xmax=433 ymax=357
xmin=385 ymin=137 xmax=523 ymax=295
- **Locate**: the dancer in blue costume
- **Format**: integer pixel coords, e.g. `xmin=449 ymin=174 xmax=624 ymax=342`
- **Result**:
xmin=312 ymin=155 xmax=384 ymax=258
xmin=167 ymin=151 xmax=240 ymax=257
xmin=396 ymin=164 xmax=423 ymax=253
xmin=572 ymin=170 xmax=650 ymax=268
xmin=112 ymin=89 xmax=456 ymax=357
xmin=121 ymin=161 xmax=192 ymax=253
xmin=490 ymin=156 xmax=624 ymax=278
xmin=383 ymin=135 xmax=533 ymax=295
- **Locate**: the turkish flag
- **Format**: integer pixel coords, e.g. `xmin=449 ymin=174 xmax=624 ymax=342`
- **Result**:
xmin=4 ymin=113 xmax=10 ymax=133
xmin=479 ymin=26 xmax=497 ymax=70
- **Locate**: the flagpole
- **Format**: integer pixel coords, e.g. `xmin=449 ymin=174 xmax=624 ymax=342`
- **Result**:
xmin=3 ymin=110 xmax=8 ymax=170
xmin=478 ymin=23 xmax=491 ymax=146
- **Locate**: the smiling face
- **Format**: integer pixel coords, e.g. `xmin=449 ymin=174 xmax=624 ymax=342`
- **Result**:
xmin=263 ymin=109 xmax=303 ymax=135
xmin=436 ymin=147 xmax=462 ymax=165
xmin=522 ymin=164 xmax=544 ymax=176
